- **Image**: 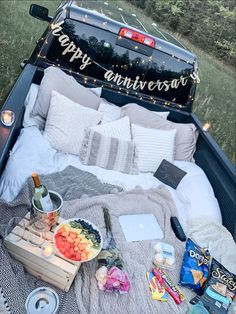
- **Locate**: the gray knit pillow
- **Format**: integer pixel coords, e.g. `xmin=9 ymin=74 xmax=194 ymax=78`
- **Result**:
xmin=32 ymin=66 xmax=101 ymax=130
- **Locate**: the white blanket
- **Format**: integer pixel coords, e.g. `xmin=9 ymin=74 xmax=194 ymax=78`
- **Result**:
xmin=0 ymin=126 xmax=222 ymax=227
xmin=186 ymin=218 xmax=236 ymax=313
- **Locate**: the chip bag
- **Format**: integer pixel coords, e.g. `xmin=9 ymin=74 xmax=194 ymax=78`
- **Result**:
xmin=179 ymin=238 xmax=210 ymax=293
xmin=191 ymin=258 xmax=236 ymax=314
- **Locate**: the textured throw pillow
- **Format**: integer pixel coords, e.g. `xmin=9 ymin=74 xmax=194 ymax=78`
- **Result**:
xmin=98 ymin=101 xmax=121 ymax=123
xmin=91 ymin=116 xmax=131 ymax=141
xmin=32 ymin=66 xmax=101 ymax=129
xmin=43 ymin=91 xmax=102 ymax=155
xmin=121 ymin=103 xmax=198 ymax=162
xmin=131 ymin=124 xmax=176 ymax=173
xmin=80 ymin=129 xmax=137 ymax=174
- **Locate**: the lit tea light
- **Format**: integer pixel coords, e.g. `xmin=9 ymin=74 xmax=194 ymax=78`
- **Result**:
xmin=1 ymin=110 xmax=15 ymax=126
xmin=42 ymin=242 xmax=55 ymax=259
xmin=203 ymin=122 xmax=211 ymax=132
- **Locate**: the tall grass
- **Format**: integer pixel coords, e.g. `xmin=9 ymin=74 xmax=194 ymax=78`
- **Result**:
xmin=0 ymin=0 xmax=60 ymax=104
xmin=183 ymin=40 xmax=236 ymax=164
xmin=0 ymin=0 xmax=235 ymax=164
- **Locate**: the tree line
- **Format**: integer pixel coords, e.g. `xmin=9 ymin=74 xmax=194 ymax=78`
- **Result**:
xmin=127 ymin=0 xmax=236 ymax=66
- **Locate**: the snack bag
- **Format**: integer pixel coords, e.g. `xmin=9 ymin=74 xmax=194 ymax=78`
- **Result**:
xmin=179 ymin=238 xmax=210 ymax=293
xmin=146 ymin=271 xmax=169 ymax=301
xmin=191 ymin=258 xmax=236 ymax=314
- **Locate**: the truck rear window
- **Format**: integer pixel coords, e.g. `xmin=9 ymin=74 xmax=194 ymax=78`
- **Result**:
xmin=46 ymin=19 xmax=194 ymax=106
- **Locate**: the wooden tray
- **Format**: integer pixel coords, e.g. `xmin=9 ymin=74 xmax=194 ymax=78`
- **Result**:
xmin=4 ymin=213 xmax=80 ymax=292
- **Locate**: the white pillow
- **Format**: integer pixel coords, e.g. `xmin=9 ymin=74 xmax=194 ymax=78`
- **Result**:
xmin=90 ymin=87 xmax=102 ymax=97
xmin=153 ymin=111 xmax=170 ymax=119
xmin=131 ymin=124 xmax=176 ymax=173
xmin=175 ymin=161 xmax=222 ymax=223
xmin=98 ymin=102 xmax=121 ymax=123
xmin=0 ymin=126 xmax=56 ymax=202
xmin=43 ymin=91 xmax=102 ymax=155
xmin=91 ymin=116 xmax=131 ymax=141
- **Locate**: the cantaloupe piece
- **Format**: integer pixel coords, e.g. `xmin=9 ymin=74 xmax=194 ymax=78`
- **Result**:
xmin=57 ymin=227 xmax=65 ymax=234
xmin=69 ymin=233 xmax=77 ymax=239
xmin=79 ymin=243 xmax=87 ymax=250
xmin=74 ymin=238 xmax=81 ymax=244
xmin=88 ymin=252 xmax=94 ymax=259
xmin=66 ymin=236 xmax=74 ymax=243
xmin=81 ymin=252 xmax=87 ymax=260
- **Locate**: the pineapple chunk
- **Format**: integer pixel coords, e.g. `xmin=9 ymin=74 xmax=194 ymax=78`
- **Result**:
xmin=80 ymin=239 xmax=89 ymax=244
xmin=74 ymin=228 xmax=82 ymax=235
xmin=64 ymin=224 xmax=71 ymax=232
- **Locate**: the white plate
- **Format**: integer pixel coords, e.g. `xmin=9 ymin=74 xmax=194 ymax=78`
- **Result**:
xmin=53 ymin=218 xmax=103 ymax=264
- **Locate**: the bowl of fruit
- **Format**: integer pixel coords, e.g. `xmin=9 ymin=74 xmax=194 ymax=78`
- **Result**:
xmin=53 ymin=218 xmax=103 ymax=264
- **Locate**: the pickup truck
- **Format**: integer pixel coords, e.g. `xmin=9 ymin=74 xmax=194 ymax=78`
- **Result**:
xmin=0 ymin=1 xmax=235 ymax=238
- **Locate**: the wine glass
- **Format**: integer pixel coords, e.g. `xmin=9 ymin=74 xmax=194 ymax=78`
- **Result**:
xmin=26 ymin=210 xmax=51 ymax=247
xmin=26 ymin=223 xmax=46 ymax=247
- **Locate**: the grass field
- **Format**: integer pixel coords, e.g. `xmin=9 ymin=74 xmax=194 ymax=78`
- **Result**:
xmin=0 ymin=0 xmax=235 ymax=164
xmin=0 ymin=0 xmax=60 ymax=103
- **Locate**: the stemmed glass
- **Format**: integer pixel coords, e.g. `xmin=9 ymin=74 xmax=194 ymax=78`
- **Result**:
xmin=26 ymin=209 xmax=50 ymax=247
xmin=27 ymin=208 xmax=55 ymax=259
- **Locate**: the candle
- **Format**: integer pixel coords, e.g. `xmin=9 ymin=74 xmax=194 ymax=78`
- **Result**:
xmin=202 ymin=122 xmax=211 ymax=132
xmin=1 ymin=110 xmax=15 ymax=126
xmin=42 ymin=242 xmax=55 ymax=259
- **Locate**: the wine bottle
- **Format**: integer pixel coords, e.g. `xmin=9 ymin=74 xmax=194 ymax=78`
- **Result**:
xmin=32 ymin=173 xmax=53 ymax=212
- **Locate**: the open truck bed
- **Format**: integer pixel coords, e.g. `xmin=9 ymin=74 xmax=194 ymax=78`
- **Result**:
xmin=0 ymin=63 xmax=235 ymax=238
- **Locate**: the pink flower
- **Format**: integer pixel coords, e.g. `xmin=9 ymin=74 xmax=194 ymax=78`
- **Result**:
xmin=105 ymin=266 xmax=131 ymax=293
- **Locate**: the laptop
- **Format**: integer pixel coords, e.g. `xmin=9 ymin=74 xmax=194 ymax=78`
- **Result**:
xmin=119 ymin=214 xmax=164 ymax=242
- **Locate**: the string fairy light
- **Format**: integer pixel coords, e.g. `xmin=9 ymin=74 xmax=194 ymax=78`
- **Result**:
xmin=36 ymin=52 xmax=194 ymax=109
xmin=36 ymin=20 xmax=198 ymax=110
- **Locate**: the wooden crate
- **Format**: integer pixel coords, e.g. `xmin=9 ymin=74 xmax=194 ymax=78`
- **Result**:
xmin=4 ymin=213 xmax=80 ymax=292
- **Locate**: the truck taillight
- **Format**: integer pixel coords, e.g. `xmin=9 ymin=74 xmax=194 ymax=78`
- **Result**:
xmin=119 ymin=28 xmax=155 ymax=48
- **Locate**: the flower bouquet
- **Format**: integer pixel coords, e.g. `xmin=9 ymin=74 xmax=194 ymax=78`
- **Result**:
xmin=95 ymin=208 xmax=131 ymax=294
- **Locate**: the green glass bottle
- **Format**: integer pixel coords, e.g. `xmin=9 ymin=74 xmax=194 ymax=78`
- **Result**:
xmin=32 ymin=173 xmax=53 ymax=212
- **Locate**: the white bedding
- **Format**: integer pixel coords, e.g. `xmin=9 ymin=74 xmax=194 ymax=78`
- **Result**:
xmin=0 ymin=83 xmax=222 ymax=226
xmin=0 ymin=126 xmax=222 ymax=227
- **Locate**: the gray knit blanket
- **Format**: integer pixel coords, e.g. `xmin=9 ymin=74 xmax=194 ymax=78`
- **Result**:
xmin=0 ymin=166 xmax=123 ymax=314
xmin=60 ymin=185 xmax=197 ymax=314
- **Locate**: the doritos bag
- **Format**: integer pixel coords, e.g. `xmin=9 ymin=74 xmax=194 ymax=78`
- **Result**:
xmin=191 ymin=258 xmax=236 ymax=314
xmin=179 ymin=238 xmax=210 ymax=293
